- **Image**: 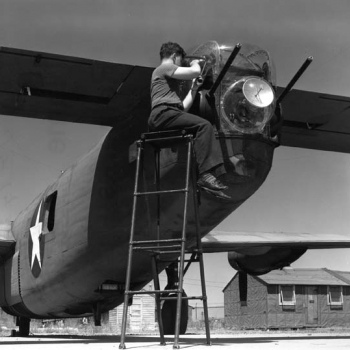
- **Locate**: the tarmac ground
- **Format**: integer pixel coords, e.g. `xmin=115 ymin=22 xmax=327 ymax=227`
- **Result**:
xmin=1 ymin=332 xmax=350 ymax=350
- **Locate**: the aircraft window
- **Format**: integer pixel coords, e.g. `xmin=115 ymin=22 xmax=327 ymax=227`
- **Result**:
xmin=227 ymin=66 xmax=263 ymax=77
xmin=43 ymin=191 xmax=57 ymax=232
xmin=220 ymin=76 xmax=275 ymax=134
xmin=328 ymin=286 xmax=343 ymax=306
xmin=279 ymin=285 xmax=296 ymax=306
xmin=237 ymin=54 xmax=262 ymax=72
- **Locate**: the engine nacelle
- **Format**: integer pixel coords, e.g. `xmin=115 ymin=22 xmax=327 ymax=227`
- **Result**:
xmin=228 ymin=247 xmax=307 ymax=276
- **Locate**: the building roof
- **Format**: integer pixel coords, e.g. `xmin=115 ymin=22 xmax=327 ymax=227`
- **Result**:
xmin=331 ymin=270 xmax=350 ymax=281
xmin=223 ymin=268 xmax=350 ymax=292
xmin=256 ymin=268 xmax=350 ymax=286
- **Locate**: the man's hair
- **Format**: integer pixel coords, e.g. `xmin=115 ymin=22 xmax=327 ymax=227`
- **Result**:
xmin=159 ymin=42 xmax=186 ymax=60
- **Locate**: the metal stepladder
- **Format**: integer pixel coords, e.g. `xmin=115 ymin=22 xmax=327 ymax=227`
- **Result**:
xmin=119 ymin=130 xmax=211 ymax=349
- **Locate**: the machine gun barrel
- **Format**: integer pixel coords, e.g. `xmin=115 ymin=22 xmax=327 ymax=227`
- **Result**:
xmin=208 ymin=43 xmax=242 ymax=97
xmin=277 ymin=56 xmax=313 ymax=104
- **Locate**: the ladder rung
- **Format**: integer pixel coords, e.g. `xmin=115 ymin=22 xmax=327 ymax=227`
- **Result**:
xmin=144 ymin=136 xmax=186 ymax=143
xmin=133 ymin=245 xmax=182 ymax=251
xmin=158 ymin=258 xmax=200 ymax=263
xmin=154 ymin=250 xmax=182 ymax=254
xmin=125 ymin=289 xmax=179 ymax=295
xmin=160 ymin=296 xmax=206 ymax=301
xmin=135 ymin=188 xmax=188 ymax=196
xmin=132 ymin=238 xmax=184 ymax=245
xmin=134 ymin=249 xmax=182 ymax=255
xmin=141 ymin=133 xmax=193 ymax=148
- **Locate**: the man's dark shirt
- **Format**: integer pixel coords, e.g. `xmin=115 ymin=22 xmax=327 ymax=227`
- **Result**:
xmin=150 ymin=63 xmax=182 ymax=109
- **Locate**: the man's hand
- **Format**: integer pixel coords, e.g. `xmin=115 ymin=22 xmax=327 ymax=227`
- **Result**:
xmin=191 ymin=76 xmax=204 ymax=91
xmin=190 ymin=59 xmax=201 ymax=67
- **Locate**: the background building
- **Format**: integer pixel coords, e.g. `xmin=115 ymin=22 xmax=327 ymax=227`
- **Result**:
xmin=223 ymin=268 xmax=350 ymax=329
xmin=109 ymin=291 xmax=156 ymax=333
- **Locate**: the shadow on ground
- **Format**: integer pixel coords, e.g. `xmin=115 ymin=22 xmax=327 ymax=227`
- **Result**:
xmin=1 ymin=333 xmax=350 ymax=347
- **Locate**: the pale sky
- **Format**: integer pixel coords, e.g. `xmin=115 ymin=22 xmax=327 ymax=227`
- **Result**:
xmin=1 ymin=0 xmax=350 ymax=306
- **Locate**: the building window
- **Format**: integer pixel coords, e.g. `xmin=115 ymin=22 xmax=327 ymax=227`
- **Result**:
xmin=327 ymin=286 xmax=343 ymax=306
xmin=279 ymin=285 xmax=296 ymax=306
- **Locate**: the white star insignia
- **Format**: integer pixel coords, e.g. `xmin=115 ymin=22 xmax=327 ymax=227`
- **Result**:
xmin=30 ymin=201 xmax=43 ymax=269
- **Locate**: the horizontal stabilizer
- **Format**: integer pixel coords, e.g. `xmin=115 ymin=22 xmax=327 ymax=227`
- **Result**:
xmin=202 ymin=230 xmax=350 ymax=252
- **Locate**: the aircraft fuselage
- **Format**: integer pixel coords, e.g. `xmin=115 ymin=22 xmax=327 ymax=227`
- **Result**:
xmin=1 ymin=121 xmax=277 ymax=318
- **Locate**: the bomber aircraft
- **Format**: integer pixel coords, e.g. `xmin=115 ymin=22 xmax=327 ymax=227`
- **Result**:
xmin=1 ymin=39 xmax=350 ymax=337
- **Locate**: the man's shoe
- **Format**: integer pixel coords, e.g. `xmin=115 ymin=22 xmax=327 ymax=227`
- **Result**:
xmin=200 ymin=187 xmax=231 ymax=200
xmin=197 ymin=173 xmax=228 ymax=191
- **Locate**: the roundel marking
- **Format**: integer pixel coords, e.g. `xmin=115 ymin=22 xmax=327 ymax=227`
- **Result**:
xmin=28 ymin=200 xmax=45 ymax=278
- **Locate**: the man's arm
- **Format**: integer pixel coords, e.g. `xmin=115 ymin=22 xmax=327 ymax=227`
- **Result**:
xmin=182 ymin=78 xmax=201 ymax=112
xmin=172 ymin=60 xmax=201 ymax=80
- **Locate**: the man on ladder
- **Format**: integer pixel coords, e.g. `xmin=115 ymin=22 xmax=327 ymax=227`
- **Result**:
xmin=119 ymin=42 xmax=226 ymax=350
xmin=148 ymin=41 xmax=230 ymax=200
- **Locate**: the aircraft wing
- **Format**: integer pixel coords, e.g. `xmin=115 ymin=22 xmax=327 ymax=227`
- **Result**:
xmin=277 ymin=86 xmax=350 ymax=154
xmin=202 ymin=230 xmax=350 ymax=252
xmin=1 ymin=47 xmax=350 ymax=154
xmin=0 ymin=47 xmax=152 ymax=126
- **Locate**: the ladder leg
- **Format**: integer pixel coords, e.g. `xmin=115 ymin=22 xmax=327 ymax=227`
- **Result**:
xmin=197 ymin=252 xmax=211 ymax=345
xmin=119 ymin=142 xmax=143 ymax=349
xmin=190 ymin=138 xmax=211 ymax=346
xmin=153 ymin=147 xmax=167 ymax=345
xmin=151 ymin=254 xmax=166 ymax=345
xmin=173 ymin=258 xmax=184 ymax=348
xmin=155 ymin=148 xmax=161 ymax=242
xmin=173 ymin=139 xmax=193 ymax=349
